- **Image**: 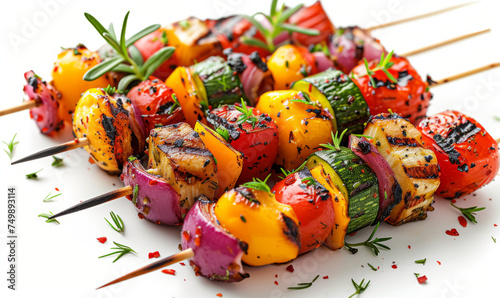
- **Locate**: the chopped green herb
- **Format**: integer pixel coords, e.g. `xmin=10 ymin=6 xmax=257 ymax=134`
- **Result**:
xmin=105 ymin=211 xmax=125 ymax=233
xmin=38 ymin=211 xmax=60 ymax=224
xmin=288 ymin=275 xmax=319 ymax=290
xmin=241 ymin=174 xmax=272 ymax=194
xmin=99 ymin=241 xmax=136 ymax=263
xmin=415 ymin=258 xmax=426 ymax=265
xmin=240 ymin=215 xmax=246 ymax=223
xmin=43 ymin=192 xmax=62 ymax=202
xmin=216 ymin=127 xmax=230 ymax=142
xmin=367 ymin=263 xmax=378 ymax=271
xmin=301 ymin=177 xmax=316 ymax=186
xmin=451 ymin=203 xmax=485 ymax=224
xmin=235 ymin=99 xmax=258 ymax=128
xmin=179 ymin=20 xmax=190 ymax=29
xmin=348 ymin=278 xmax=370 ymax=298
xmin=352 ymin=134 xmax=373 ymax=139
xmin=168 ymin=93 xmax=181 ymax=114
xmin=161 ymin=30 xmax=168 ymax=45
xmin=290 ymin=91 xmax=316 ymax=106
xmin=320 ymin=129 xmax=348 ymax=151
xmin=344 ymin=222 xmax=392 ymax=256
xmin=492 ymin=236 xmax=496 ymax=243
xmin=103 ymin=85 xmax=117 ymax=95
xmin=26 ymin=169 xmax=43 ymax=179
xmin=52 ymin=156 xmax=64 ymax=167
xmin=3 ymin=133 xmax=19 ymax=160
xmin=414 ymin=273 xmax=420 ymax=278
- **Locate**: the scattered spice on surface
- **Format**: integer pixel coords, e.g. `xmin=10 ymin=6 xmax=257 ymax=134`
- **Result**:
xmin=323 ymin=276 xmax=329 ymax=279
xmin=148 ymin=251 xmax=160 ymax=259
xmin=391 ymin=264 xmax=397 ymax=269
xmin=274 ymin=281 xmax=278 ymax=285
xmin=286 ymin=265 xmax=294 ymax=272
xmin=445 ymin=229 xmax=459 ymax=236
xmin=458 ymin=216 xmax=467 ymax=227
xmin=97 ymin=237 xmax=107 ymax=244
xmin=161 ymin=269 xmax=176 ymax=275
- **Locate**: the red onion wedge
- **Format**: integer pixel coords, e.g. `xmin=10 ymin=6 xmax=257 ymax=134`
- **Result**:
xmin=121 ymin=157 xmax=185 ymax=225
xmin=349 ymin=135 xmax=402 ymax=221
xmin=181 ymin=198 xmax=249 ymax=282
xmin=23 ymin=71 xmax=63 ymax=134
xmin=312 ymin=51 xmax=334 ymax=72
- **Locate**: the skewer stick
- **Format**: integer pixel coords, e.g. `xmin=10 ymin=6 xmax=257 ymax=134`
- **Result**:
xmin=400 ymin=29 xmax=490 ymax=57
xmin=429 ymin=63 xmax=500 ymax=88
xmin=11 ymin=137 xmax=89 ymax=165
xmin=48 ymin=186 xmax=132 ymax=220
xmin=0 ymin=100 xmax=39 ymax=117
xmin=366 ymin=2 xmax=477 ymax=31
xmin=97 ymin=248 xmax=194 ymax=289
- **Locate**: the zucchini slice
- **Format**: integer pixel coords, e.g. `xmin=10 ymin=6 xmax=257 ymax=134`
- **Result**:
xmin=292 ymin=69 xmax=370 ymax=139
xmin=306 ymin=147 xmax=379 ymax=234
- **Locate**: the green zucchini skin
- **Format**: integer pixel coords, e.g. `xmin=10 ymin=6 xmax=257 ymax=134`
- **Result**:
xmin=297 ymin=69 xmax=370 ymax=139
xmin=308 ymin=147 xmax=379 ymax=234
xmin=194 ymin=57 xmax=248 ymax=107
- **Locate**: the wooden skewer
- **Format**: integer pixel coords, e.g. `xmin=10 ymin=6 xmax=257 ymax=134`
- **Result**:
xmin=366 ymin=2 xmax=477 ymax=31
xmin=429 ymin=63 xmax=500 ymax=87
xmin=48 ymin=186 xmax=132 ymax=220
xmin=97 ymin=248 xmax=194 ymax=289
xmin=0 ymin=100 xmax=39 ymax=117
xmin=400 ymin=28 xmax=490 ymax=57
xmin=11 ymin=137 xmax=89 ymax=165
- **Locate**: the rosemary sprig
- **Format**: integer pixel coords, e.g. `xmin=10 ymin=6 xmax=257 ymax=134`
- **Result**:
xmin=52 ymin=156 xmax=64 ymax=167
xmin=105 ymin=211 xmax=125 ymax=233
xmin=241 ymin=174 xmax=272 ymax=194
xmin=99 ymin=241 xmax=136 ymax=263
xmin=367 ymin=263 xmax=378 ymax=271
xmin=241 ymin=0 xmax=319 ymax=52
xmin=235 ymin=99 xmax=258 ymax=128
xmin=344 ymin=222 xmax=392 ymax=256
xmin=451 ymin=203 xmax=485 ymax=224
xmin=290 ymin=91 xmax=316 ymax=106
xmin=43 ymin=192 xmax=62 ymax=202
xmin=349 ymin=278 xmax=370 ymax=298
xmin=83 ymin=12 xmax=175 ymax=91
xmin=167 ymin=93 xmax=181 ymax=115
xmin=38 ymin=211 xmax=60 ymax=224
xmin=288 ymin=275 xmax=319 ymax=290
xmin=301 ymin=177 xmax=316 ymax=186
xmin=320 ymin=129 xmax=348 ymax=151
xmin=357 ymin=50 xmax=397 ymax=87
xmin=26 ymin=169 xmax=43 ymax=179
xmin=3 ymin=133 xmax=19 ymax=160
xmin=103 ymin=85 xmax=117 ymax=95
xmin=216 ymin=127 xmax=230 ymax=142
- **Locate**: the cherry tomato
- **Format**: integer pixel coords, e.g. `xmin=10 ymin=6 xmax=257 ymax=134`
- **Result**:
xmin=273 ymin=168 xmax=334 ymax=254
xmin=351 ymin=55 xmax=432 ymax=124
xmin=127 ymin=77 xmax=185 ymax=134
xmin=418 ymin=110 xmax=499 ymax=198
xmin=207 ymin=104 xmax=278 ymax=184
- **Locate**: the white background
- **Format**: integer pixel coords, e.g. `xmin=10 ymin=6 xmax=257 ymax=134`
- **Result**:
xmin=1 ymin=0 xmax=500 ymax=297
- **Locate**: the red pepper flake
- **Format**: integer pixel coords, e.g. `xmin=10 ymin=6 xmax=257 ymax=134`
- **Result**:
xmin=286 ymin=265 xmax=294 ymax=272
xmin=417 ymin=275 xmax=428 ymax=284
xmin=149 ymin=179 xmax=158 ymax=185
xmin=97 ymin=237 xmax=107 ymax=244
xmin=74 ymin=138 xmax=80 ymax=143
xmin=55 ymin=187 xmax=60 ymax=191
xmin=437 ymin=261 xmax=441 ymax=265
xmin=161 ymin=269 xmax=176 ymax=275
xmin=275 ymin=274 xmax=278 ymax=278
xmin=458 ymin=216 xmax=467 ymax=228
xmin=408 ymin=245 xmax=411 ymax=249
xmin=391 ymin=264 xmax=398 ymax=269
xmin=216 ymin=294 xmax=223 ymax=297
xmin=182 ymin=231 xmax=191 ymax=242
xmin=274 ymin=281 xmax=278 ymax=285
xmin=180 ymin=262 xmax=186 ymax=266
xmin=88 ymin=157 xmax=96 ymax=164
xmin=494 ymin=224 xmax=498 ymax=227
xmin=323 ymin=276 xmax=329 ymax=279
xmin=445 ymin=228 xmax=459 ymax=236
xmin=148 ymin=251 xmax=160 ymax=259
xmin=194 ymin=226 xmax=202 ymax=246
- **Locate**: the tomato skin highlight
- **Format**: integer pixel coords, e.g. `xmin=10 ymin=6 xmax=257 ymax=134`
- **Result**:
xmin=272 ymin=169 xmax=335 ymax=255
xmin=207 ymin=104 xmax=278 ymax=184
xmin=352 ymin=56 xmax=432 ymax=125
xmin=417 ymin=110 xmax=499 ymax=198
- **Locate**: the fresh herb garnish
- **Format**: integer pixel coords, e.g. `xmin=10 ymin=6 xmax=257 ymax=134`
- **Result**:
xmin=287 ymin=275 xmax=319 ymax=290
xmin=179 ymin=20 xmax=190 ymax=29
xmin=348 ymin=278 xmax=370 ymax=298
xmin=494 ymin=116 xmax=500 ymax=122
xmin=493 ymin=236 xmax=497 ymax=243
xmin=301 ymin=177 xmax=316 ymax=186
xmin=99 ymin=241 xmax=136 ymax=263
xmin=52 ymin=156 xmax=64 ymax=167
xmin=320 ymin=129 xmax=348 ymax=151
xmin=167 ymin=93 xmax=181 ymax=114
xmin=241 ymin=174 xmax=272 ymax=193
xmin=309 ymin=43 xmax=331 ymax=58
xmin=290 ymin=91 xmax=316 ymax=106
xmin=83 ymin=12 xmax=174 ymax=91
xmin=367 ymin=263 xmax=378 ymax=271
xmin=105 ymin=211 xmax=125 ymax=233
xmin=241 ymin=0 xmax=319 ymax=52
xmin=103 ymin=85 xmax=117 ymax=95
xmin=451 ymin=203 xmax=485 ymax=224
xmin=38 ymin=211 xmax=60 ymax=224
xmin=415 ymin=258 xmax=426 ymax=265
xmin=414 ymin=273 xmax=420 ymax=278
xmin=43 ymin=192 xmax=62 ymax=202
xmin=344 ymin=222 xmax=392 ymax=256
xmin=216 ymin=127 xmax=230 ymax=142
xmin=357 ymin=50 xmax=397 ymax=87
xmin=3 ymin=133 xmax=19 ymax=160
xmin=352 ymin=134 xmax=373 ymax=139
xmin=235 ymin=99 xmax=258 ymax=128
xmin=26 ymin=169 xmax=43 ymax=179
